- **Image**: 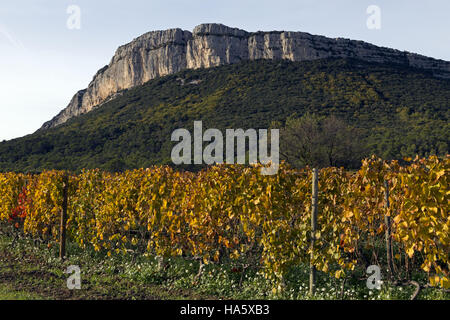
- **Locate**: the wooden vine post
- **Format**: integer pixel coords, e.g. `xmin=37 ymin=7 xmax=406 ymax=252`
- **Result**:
xmin=59 ymin=172 xmax=69 ymax=261
xmin=309 ymin=168 xmax=318 ymax=296
xmin=384 ymin=180 xmax=394 ymax=279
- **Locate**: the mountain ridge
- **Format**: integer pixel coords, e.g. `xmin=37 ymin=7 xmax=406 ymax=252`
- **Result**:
xmin=41 ymin=23 xmax=450 ymax=129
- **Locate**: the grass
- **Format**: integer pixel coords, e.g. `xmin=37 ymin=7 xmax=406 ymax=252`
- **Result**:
xmin=0 ymin=233 xmax=448 ymax=300
xmin=0 ymin=234 xmax=219 ymax=300
xmin=0 ymin=283 xmax=46 ymax=300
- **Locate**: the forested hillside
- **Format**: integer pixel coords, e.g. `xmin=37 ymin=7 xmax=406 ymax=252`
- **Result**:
xmin=0 ymin=58 xmax=448 ymax=172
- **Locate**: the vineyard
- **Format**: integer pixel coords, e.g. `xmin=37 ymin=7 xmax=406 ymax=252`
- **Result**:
xmin=0 ymin=155 xmax=448 ymax=294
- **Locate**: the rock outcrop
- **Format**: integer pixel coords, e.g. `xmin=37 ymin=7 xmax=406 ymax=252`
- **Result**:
xmin=41 ymin=23 xmax=450 ymax=129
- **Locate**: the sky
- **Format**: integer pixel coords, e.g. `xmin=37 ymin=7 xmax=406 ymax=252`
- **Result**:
xmin=0 ymin=0 xmax=449 ymax=141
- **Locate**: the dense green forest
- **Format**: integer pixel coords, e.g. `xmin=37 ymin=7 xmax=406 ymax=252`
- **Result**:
xmin=0 ymin=58 xmax=448 ymax=172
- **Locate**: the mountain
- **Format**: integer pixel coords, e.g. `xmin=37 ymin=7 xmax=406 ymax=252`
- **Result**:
xmin=41 ymin=23 xmax=450 ymax=129
xmin=1 ymin=58 xmax=448 ymax=172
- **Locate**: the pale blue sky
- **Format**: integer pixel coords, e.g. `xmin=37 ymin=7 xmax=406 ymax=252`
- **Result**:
xmin=0 ymin=0 xmax=449 ymax=140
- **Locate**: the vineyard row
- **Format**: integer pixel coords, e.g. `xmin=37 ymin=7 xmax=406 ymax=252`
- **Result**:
xmin=0 ymin=156 xmax=448 ymax=288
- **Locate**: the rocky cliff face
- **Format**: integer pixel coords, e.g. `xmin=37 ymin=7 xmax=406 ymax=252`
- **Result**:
xmin=41 ymin=23 xmax=450 ymax=129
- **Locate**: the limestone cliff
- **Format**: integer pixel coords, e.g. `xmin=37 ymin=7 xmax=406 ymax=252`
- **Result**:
xmin=41 ymin=23 xmax=450 ymax=129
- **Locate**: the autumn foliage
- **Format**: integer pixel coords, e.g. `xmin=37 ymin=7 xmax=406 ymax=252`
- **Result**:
xmin=0 ymin=156 xmax=448 ymax=288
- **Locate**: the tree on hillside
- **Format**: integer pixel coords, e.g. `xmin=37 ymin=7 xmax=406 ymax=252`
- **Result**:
xmin=277 ymin=114 xmax=366 ymax=169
